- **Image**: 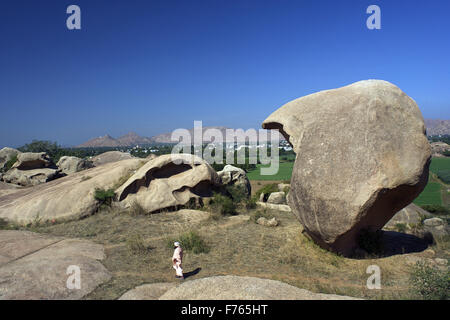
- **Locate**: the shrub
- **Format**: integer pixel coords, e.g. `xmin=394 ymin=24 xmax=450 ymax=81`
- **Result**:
xmin=420 ymin=204 xmax=450 ymax=216
xmin=435 ymin=170 xmax=450 ymax=184
xmin=4 ymin=154 xmax=18 ymax=172
xmin=210 ymin=192 xmax=236 ymax=215
xmin=127 ymin=234 xmax=147 ymax=254
xmin=129 ymin=201 xmax=147 ymax=216
xmin=254 ymin=183 xmax=279 ymax=200
xmin=395 ymin=223 xmax=407 ymax=233
xmin=94 ymin=188 xmax=115 ymax=206
xmin=167 ymin=230 xmax=209 ymax=254
xmin=244 ymin=197 xmax=257 ymax=210
xmin=356 ymin=228 xmax=384 ymax=256
xmin=225 ymin=184 xmax=248 ymax=203
xmin=409 ymin=261 xmax=449 ymax=300
xmin=250 ymin=209 xmax=273 ymax=223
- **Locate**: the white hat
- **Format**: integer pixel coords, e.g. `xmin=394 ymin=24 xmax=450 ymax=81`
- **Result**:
xmin=174 ymin=242 xmax=180 ymax=247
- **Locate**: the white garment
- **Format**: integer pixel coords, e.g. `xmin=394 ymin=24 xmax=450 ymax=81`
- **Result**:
xmin=172 ymin=247 xmax=183 ymax=277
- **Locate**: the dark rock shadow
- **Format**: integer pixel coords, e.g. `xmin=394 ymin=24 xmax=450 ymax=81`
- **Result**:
xmin=183 ymin=267 xmax=201 ymax=279
xmin=380 ymin=231 xmax=431 ymax=257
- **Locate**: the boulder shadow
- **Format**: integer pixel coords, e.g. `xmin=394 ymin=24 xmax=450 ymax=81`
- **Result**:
xmin=183 ymin=267 xmax=201 ymax=279
xmin=380 ymin=230 xmax=431 ymax=257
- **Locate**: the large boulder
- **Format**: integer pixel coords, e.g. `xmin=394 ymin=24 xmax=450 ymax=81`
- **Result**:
xmin=262 ymin=80 xmax=431 ymax=255
xmin=57 ymin=156 xmax=94 ymax=174
xmin=91 ymin=151 xmax=134 ymax=166
xmin=2 ymin=168 xmax=62 ymax=186
xmin=267 ymin=191 xmax=286 ymax=204
xmin=11 ymin=152 xmax=53 ymax=170
xmin=0 ymin=147 xmax=21 ymax=172
xmin=116 ymin=154 xmax=221 ymax=213
xmin=159 ymin=276 xmax=360 ymax=300
xmin=217 ymin=165 xmax=251 ymax=196
xmin=0 ymin=158 xmax=144 ymax=224
xmin=385 ymin=203 xmax=432 ymax=229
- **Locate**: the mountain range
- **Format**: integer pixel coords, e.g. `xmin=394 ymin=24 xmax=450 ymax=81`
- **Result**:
xmin=77 ymin=119 xmax=450 ymax=148
xmin=76 ymin=126 xmax=282 ymax=148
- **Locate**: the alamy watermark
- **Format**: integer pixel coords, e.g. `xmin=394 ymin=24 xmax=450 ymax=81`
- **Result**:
xmin=170 ymin=121 xmax=282 ymax=175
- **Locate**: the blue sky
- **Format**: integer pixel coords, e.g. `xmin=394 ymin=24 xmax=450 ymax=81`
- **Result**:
xmin=0 ymin=0 xmax=449 ymax=147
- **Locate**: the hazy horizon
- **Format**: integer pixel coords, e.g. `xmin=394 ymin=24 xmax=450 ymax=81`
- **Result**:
xmin=1 ymin=0 xmax=450 ymax=148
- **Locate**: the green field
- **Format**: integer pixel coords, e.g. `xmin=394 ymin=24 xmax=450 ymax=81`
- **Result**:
xmin=413 ymin=182 xmax=443 ymax=206
xmin=247 ymin=161 xmax=294 ymax=181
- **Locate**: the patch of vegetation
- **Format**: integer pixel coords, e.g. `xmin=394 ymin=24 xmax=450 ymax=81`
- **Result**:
xmin=250 ymin=209 xmax=273 ymax=223
xmin=254 ymin=183 xmax=279 ymax=200
xmin=420 ymin=204 xmax=450 ymax=215
xmin=395 ymin=223 xmax=407 ymax=233
xmin=356 ymin=228 xmax=384 ymax=256
xmin=4 ymin=154 xmax=18 ymax=172
xmin=128 ymin=201 xmax=147 ymax=216
xmin=247 ymin=162 xmax=294 ymax=181
xmin=409 ymin=261 xmax=450 ymax=300
xmin=94 ymin=188 xmax=115 ymax=207
xmin=435 ymin=170 xmax=450 ymax=184
xmin=244 ymin=197 xmax=257 ymax=210
xmin=413 ymin=182 xmax=442 ymax=206
xmin=225 ymin=184 xmax=248 ymax=203
xmin=209 ymin=192 xmax=236 ymax=216
xmin=126 ymin=234 xmax=148 ymax=254
xmin=167 ymin=230 xmax=209 ymax=254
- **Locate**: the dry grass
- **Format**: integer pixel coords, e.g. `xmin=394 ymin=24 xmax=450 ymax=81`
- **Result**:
xmin=23 ymin=203 xmax=447 ymax=300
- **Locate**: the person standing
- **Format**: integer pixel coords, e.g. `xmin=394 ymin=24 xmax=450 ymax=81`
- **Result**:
xmin=172 ymin=241 xmax=184 ymax=279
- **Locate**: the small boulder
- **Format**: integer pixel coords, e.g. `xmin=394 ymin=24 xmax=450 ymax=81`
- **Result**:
xmin=256 ymin=216 xmax=279 ymax=227
xmin=423 ymin=217 xmax=444 ymax=227
xmin=57 ymin=156 xmax=94 ymax=175
xmin=91 ymin=151 xmax=134 ymax=166
xmin=267 ymin=192 xmax=286 ymax=204
xmin=1 ymin=168 xmax=62 ymax=186
xmin=217 ymin=165 xmax=251 ymax=196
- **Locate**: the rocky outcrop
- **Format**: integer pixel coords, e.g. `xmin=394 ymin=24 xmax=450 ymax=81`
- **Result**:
xmin=430 ymin=142 xmax=449 ymax=157
xmin=57 ymin=156 xmax=94 ymax=174
xmin=11 ymin=152 xmax=53 ymax=170
xmin=267 ymin=192 xmax=286 ymax=204
xmin=91 ymin=151 xmax=135 ymax=166
xmin=385 ymin=203 xmax=432 ymax=229
xmin=0 ymin=148 xmax=21 ymax=172
xmin=116 ymin=154 xmax=221 ymax=214
xmin=0 ymin=230 xmax=111 ymax=299
xmin=217 ymin=165 xmax=251 ymax=196
xmin=119 ymin=283 xmax=178 ymax=300
xmin=158 ymin=276 xmax=360 ymax=300
xmin=1 ymin=168 xmax=62 ymax=186
xmin=262 ymin=80 xmax=431 ymax=255
xmin=0 ymin=159 xmax=144 ymax=224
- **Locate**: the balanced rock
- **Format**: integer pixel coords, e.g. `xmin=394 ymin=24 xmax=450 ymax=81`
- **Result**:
xmin=262 ymin=80 xmax=431 ymax=255
xmin=57 ymin=156 xmax=94 ymax=174
xmin=12 ymin=152 xmax=53 ymax=170
xmin=91 ymin=151 xmax=134 ymax=166
xmin=0 ymin=147 xmax=21 ymax=172
xmin=116 ymin=154 xmax=221 ymax=214
xmin=0 ymin=159 xmax=143 ymax=224
xmin=217 ymin=165 xmax=251 ymax=196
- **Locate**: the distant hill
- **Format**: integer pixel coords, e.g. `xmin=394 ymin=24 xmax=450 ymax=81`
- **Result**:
xmin=76 ymin=127 xmax=283 ymax=148
xmin=425 ymin=119 xmax=450 ymax=136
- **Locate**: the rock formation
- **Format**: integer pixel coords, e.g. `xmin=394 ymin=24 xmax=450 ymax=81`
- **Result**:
xmin=0 ymin=159 xmax=144 ymax=224
xmin=262 ymin=80 xmax=431 ymax=255
xmin=0 ymin=147 xmax=21 ymax=172
xmin=217 ymin=165 xmax=251 ymax=196
xmin=116 ymin=154 xmax=221 ymax=213
xmin=57 ymin=156 xmax=94 ymax=174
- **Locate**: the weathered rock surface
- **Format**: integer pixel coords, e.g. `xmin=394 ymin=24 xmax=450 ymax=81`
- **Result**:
xmin=0 ymin=148 xmax=21 ymax=172
xmin=0 ymin=159 xmax=143 ymax=224
xmin=57 ymin=156 xmax=94 ymax=174
xmin=12 ymin=152 xmax=53 ymax=170
xmin=2 ymin=168 xmax=62 ymax=186
xmin=267 ymin=191 xmax=286 ymax=204
xmin=385 ymin=203 xmax=432 ymax=229
xmin=256 ymin=201 xmax=292 ymax=212
xmin=0 ymin=182 xmax=22 ymax=198
xmin=262 ymin=80 xmax=431 ymax=255
xmin=430 ymin=142 xmax=449 ymax=157
xmin=217 ymin=165 xmax=251 ymax=196
xmin=116 ymin=154 xmax=220 ymax=214
xmin=159 ymin=276 xmax=360 ymax=300
xmin=119 ymin=283 xmax=178 ymax=300
xmin=91 ymin=151 xmax=135 ymax=166
xmin=0 ymin=230 xmax=111 ymax=300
